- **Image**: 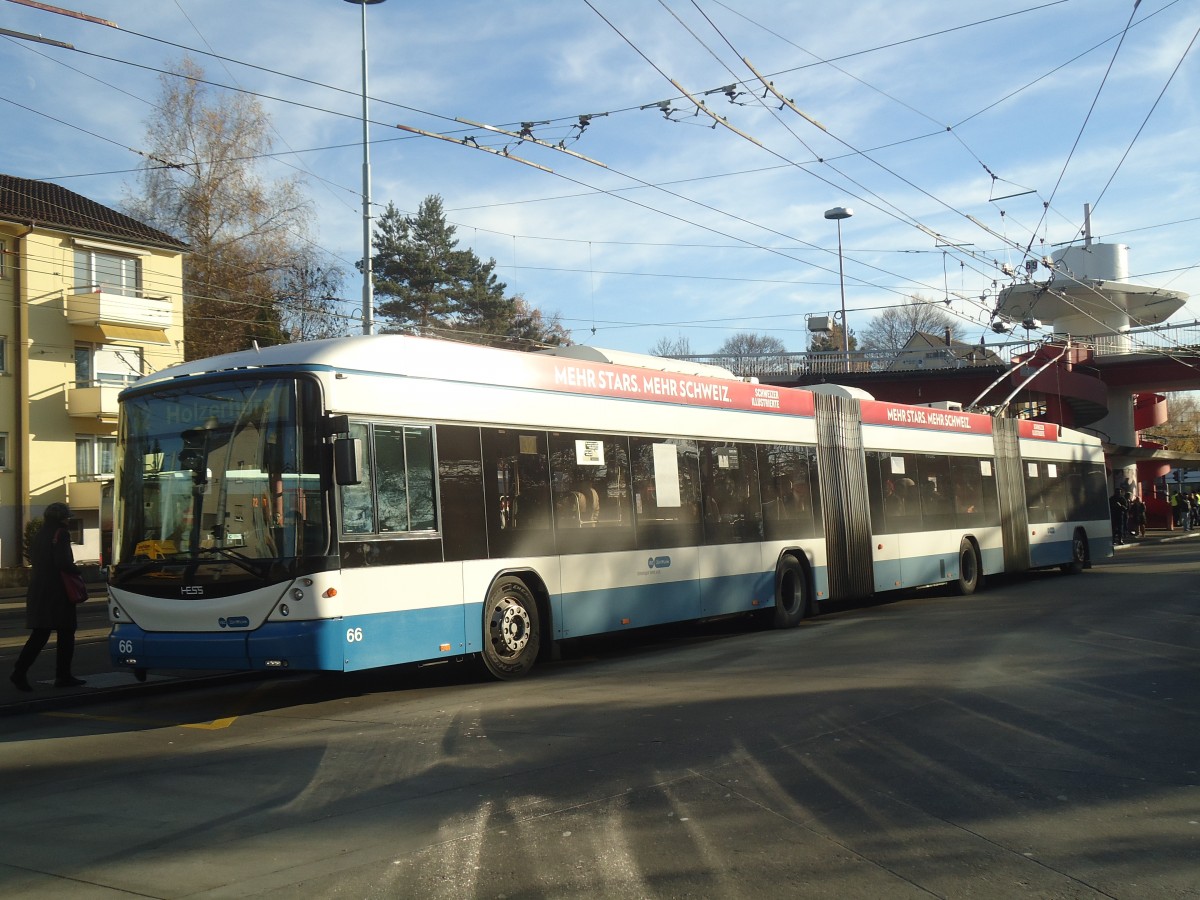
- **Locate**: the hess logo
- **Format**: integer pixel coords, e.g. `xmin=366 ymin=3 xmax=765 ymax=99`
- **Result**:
xmin=181 ymin=585 xmax=204 ymax=597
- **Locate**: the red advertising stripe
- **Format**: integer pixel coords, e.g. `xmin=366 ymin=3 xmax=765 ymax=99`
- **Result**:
xmin=533 ymin=357 xmax=815 ymax=416
xmin=860 ymin=400 xmax=994 ymax=435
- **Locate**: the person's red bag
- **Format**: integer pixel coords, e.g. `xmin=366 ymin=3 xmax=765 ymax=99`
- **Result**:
xmin=61 ymin=571 xmax=88 ymax=605
xmin=53 ymin=529 xmax=88 ymax=604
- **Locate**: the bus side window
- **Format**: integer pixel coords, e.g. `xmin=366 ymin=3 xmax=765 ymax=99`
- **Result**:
xmin=881 ymin=454 xmax=921 ymax=534
xmin=758 ymin=443 xmax=819 ymax=540
xmin=864 ymin=451 xmax=887 ymax=532
xmin=951 ymin=456 xmax=986 ymax=526
xmin=916 ymin=454 xmax=954 ymax=531
xmin=548 ymin=432 xmax=635 ymax=553
xmin=699 ymin=442 xmax=761 ymax=543
xmin=483 ymin=429 xmax=551 ymax=534
xmin=1083 ymin=464 xmax=1109 ymax=520
xmin=364 ymin=424 xmax=437 ymax=534
xmin=631 ymin=438 xmax=700 ymax=524
xmin=339 ymin=422 xmax=375 ymax=534
xmin=629 ymin=437 xmax=701 ymax=551
xmin=1025 ymin=461 xmax=1048 ymax=523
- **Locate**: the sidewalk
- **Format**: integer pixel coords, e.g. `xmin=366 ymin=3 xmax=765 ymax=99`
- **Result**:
xmin=1 ymin=583 xmax=255 ymax=715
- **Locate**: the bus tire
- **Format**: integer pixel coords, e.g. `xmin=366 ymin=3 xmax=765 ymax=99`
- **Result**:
xmin=954 ymin=538 xmax=981 ymax=596
xmin=772 ymin=554 xmax=809 ymax=629
xmin=1061 ymin=529 xmax=1088 ymax=574
xmin=481 ymin=576 xmax=540 ymax=680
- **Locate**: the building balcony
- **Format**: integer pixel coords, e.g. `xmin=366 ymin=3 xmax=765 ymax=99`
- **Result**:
xmin=67 ymin=383 xmax=124 ymax=419
xmin=68 ymin=475 xmax=114 ymax=511
xmin=67 ymin=287 xmax=172 ymax=342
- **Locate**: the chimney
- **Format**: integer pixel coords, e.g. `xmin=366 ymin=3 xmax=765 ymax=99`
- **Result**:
xmin=944 ymin=326 xmax=952 ymax=346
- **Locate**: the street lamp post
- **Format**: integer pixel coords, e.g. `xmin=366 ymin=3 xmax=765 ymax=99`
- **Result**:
xmin=345 ymin=0 xmax=386 ymax=336
xmin=824 ymin=206 xmax=853 ymax=370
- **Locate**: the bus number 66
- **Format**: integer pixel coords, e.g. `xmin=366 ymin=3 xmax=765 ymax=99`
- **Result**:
xmin=346 ymin=627 xmax=364 ymax=643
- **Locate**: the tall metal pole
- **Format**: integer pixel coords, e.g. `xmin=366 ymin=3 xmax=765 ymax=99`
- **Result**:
xmin=836 ymin=218 xmax=847 ymax=368
xmin=824 ymin=206 xmax=853 ymax=371
xmin=346 ymin=0 xmax=385 ymax=336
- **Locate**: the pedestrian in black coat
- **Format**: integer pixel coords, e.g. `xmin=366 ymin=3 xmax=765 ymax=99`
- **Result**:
xmin=9 ymin=503 xmax=86 ymax=691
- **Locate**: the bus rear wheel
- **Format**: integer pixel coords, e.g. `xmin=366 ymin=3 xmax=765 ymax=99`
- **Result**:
xmin=1061 ymin=529 xmax=1088 ymax=574
xmin=481 ymin=576 xmax=540 ymax=680
xmin=772 ymin=554 xmax=810 ymax=629
xmin=954 ymin=539 xmax=981 ymax=596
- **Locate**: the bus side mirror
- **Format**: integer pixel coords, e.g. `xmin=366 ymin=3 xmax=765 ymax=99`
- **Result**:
xmin=334 ymin=438 xmax=362 ymax=485
xmin=324 ymin=414 xmax=350 ymax=437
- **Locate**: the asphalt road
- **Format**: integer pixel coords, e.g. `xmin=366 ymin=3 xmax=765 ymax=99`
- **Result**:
xmin=0 ymin=539 xmax=1197 ymax=898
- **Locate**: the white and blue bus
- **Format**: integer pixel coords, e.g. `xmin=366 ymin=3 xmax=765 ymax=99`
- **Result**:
xmin=108 ymin=335 xmax=1111 ymax=679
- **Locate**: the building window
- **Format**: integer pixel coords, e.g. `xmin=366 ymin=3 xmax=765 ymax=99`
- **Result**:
xmin=76 ymin=435 xmax=117 ymax=478
xmin=0 ymin=238 xmax=7 ymax=278
xmin=74 ymin=247 xmax=142 ymax=297
xmin=0 ymin=433 xmax=8 ymax=469
xmin=0 ymin=335 xmax=6 ymax=373
xmin=75 ymin=343 xmax=143 ymax=387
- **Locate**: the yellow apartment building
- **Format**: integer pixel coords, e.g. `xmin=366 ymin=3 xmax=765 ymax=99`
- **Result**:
xmin=0 ymin=174 xmax=187 ymax=570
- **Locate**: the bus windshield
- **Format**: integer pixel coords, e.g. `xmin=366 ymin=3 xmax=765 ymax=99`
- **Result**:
xmin=113 ymin=376 xmax=328 ymax=572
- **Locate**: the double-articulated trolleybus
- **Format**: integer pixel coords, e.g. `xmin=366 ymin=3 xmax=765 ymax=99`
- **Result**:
xmin=108 ymin=335 xmax=1111 ymax=679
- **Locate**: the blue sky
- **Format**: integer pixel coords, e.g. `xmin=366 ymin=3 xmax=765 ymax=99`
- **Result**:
xmin=3 ymin=0 xmax=1197 ymax=355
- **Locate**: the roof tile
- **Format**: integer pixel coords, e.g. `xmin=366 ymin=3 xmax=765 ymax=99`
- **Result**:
xmin=0 ymin=173 xmax=187 ymax=251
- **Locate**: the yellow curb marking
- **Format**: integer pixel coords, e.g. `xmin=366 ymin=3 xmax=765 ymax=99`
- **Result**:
xmin=43 ymin=711 xmax=239 ymax=730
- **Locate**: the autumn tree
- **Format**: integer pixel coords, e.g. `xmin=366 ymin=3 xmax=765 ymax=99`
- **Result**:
xmin=276 ymin=255 xmax=347 ymax=341
xmin=1149 ymin=393 xmax=1200 ymax=454
xmin=372 ymin=195 xmax=569 ymax=346
xmin=858 ymin=295 xmax=965 ymax=350
xmin=125 ymin=57 xmax=318 ymax=359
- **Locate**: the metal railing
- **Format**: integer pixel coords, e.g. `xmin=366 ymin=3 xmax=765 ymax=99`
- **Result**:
xmin=677 ymin=321 xmax=1200 ymax=379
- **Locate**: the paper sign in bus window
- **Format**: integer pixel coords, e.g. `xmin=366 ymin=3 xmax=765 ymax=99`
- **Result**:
xmin=890 ymin=456 xmax=906 ymax=475
xmin=652 ymin=442 xmax=681 ymax=507
xmin=576 ymin=439 xmax=604 ymax=466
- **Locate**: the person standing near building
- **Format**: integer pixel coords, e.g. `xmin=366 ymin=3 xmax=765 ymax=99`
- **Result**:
xmin=1109 ymin=488 xmax=1128 ymax=546
xmin=9 ymin=503 xmax=86 ymax=691
xmin=1128 ymin=492 xmax=1146 ymax=539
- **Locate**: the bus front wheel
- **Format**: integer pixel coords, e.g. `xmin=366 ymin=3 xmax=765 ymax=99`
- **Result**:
xmin=954 ymin=539 xmax=981 ymax=596
xmin=772 ymin=554 xmax=809 ymax=629
xmin=481 ymin=576 xmax=540 ymax=680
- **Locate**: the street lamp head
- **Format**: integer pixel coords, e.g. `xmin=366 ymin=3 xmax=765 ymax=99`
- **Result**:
xmin=824 ymin=206 xmax=853 ymax=221
xmin=343 ymin=0 xmax=386 ymax=4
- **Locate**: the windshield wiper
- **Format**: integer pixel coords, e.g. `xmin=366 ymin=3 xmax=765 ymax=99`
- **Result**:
xmin=191 ymin=546 xmax=265 ymax=577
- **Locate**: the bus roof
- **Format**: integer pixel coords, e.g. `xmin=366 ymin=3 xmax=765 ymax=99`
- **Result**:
xmin=124 ymin=334 xmax=1075 ymax=442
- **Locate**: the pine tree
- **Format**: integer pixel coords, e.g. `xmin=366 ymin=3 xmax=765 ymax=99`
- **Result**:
xmin=372 ymin=197 xmax=469 ymax=331
xmin=372 ymin=195 xmax=569 ymax=346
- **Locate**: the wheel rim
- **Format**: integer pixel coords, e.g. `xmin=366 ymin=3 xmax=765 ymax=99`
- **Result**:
xmin=489 ymin=596 xmax=531 ymax=658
